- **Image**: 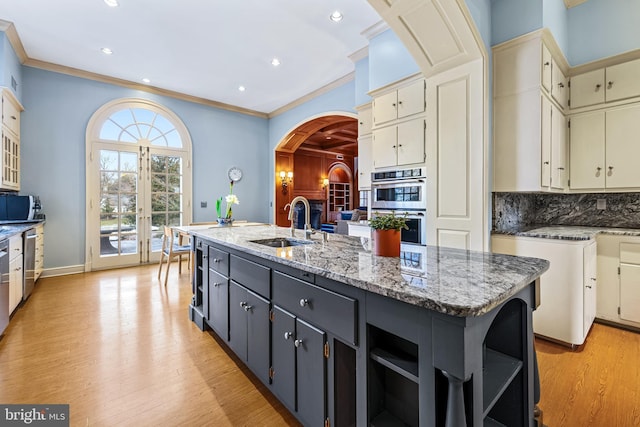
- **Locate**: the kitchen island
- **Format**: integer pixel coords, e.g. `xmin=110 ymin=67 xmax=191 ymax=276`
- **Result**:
xmin=182 ymin=224 xmax=548 ymax=427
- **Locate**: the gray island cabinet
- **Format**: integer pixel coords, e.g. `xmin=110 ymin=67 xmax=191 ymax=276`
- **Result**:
xmin=182 ymin=224 xmax=549 ymax=427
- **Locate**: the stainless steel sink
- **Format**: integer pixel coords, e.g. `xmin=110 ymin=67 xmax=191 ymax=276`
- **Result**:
xmin=249 ymin=237 xmax=313 ymax=248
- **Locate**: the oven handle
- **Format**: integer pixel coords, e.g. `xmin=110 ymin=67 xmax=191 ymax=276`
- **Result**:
xmin=372 ymin=178 xmax=425 ymax=187
xmin=373 ymin=210 xmax=425 ymax=218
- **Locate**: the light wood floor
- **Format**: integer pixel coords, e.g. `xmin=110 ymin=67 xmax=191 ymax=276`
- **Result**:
xmin=1 ymin=264 xmax=639 ymax=427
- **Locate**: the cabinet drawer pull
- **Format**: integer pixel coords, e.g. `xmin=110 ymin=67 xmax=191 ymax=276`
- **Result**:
xmin=294 ymin=339 xmax=304 ymax=348
xmin=213 ymin=258 xmax=221 ymax=263
xmin=543 ymin=161 xmax=549 ymax=165
xmin=595 ymin=84 xmax=601 ymax=90
xmin=608 ymin=81 xmax=614 ymax=89
xmin=213 ymin=282 xmax=221 ymax=287
xmin=284 ymin=332 xmax=293 ymax=340
xmin=586 ymin=285 xmax=592 ymax=289
xmin=558 ymin=82 xmax=565 ymax=88
xmin=299 ymin=298 xmax=309 ymax=307
xmin=243 ymin=304 xmax=252 ymax=312
xmin=557 ymin=167 xmax=565 ymax=170
xmin=596 ymin=167 xmax=602 ymax=171
xmin=10 ymin=115 xmax=16 ymax=120
xmin=544 ymin=61 xmax=550 ymax=66
xmin=239 ymin=301 xmax=247 ymax=308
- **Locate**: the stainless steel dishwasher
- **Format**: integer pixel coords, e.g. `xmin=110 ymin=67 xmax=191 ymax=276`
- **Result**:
xmin=23 ymin=228 xmax=36 ymax=300
xmin=0 ymin=239 xmax=9 ymax=335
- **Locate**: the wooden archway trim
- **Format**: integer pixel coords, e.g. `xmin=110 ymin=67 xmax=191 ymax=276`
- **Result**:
xmin=277 ymin=115 xmax=356 ymax=153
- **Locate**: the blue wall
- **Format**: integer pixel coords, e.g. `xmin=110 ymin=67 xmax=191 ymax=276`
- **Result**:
xmin=491 ymin=0 xmax=543 ymax=46
xmin=21 ymin=67 xmax=269 ymax=270
xmin=543 ymin=0 xmax=569 ymax=56
xmin=368 ymin=29 xmax=420 ymax=90
xmin=0 ymin=33 xmax=22 ymax=101
xmin=568 ymin=0 xmax=640 ymax=65
xmin=354 ymin=57 xmax=371 ymax=107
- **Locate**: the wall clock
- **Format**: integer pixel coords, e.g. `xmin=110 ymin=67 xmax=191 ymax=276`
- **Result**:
xmin=228 ymin=166 xmax=243 ymax=182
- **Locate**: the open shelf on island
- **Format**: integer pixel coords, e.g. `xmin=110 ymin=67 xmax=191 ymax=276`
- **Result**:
xmin=370 ymin=347 xmax=419 ymax=383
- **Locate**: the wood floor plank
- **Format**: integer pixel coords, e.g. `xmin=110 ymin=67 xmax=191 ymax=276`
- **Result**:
xmin=0 ymin=264 xmax=300 ymax=427
xmin=2 ymin=263 xmax=639 ymax=426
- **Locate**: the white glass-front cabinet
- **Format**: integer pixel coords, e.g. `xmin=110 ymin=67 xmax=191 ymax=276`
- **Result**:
xmin=1 ymin=88 xmax=23 ymax=191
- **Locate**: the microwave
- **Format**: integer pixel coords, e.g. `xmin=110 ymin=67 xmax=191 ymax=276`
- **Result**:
xmin=0 ymin=195 xmax=41 ymax=221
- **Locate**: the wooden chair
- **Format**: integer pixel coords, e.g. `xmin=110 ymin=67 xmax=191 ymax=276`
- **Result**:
xmin=157 ymin=226 xmax=191 ymax=286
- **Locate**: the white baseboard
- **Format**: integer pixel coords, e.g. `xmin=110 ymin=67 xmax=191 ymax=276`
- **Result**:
xmin=39 ymin=265 xmax=86 ymax=278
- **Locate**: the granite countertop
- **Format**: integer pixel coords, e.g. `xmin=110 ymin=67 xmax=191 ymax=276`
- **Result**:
xmin=0 ymin=219 xmax=45 ymax=240
xmin=492 ymin=224 xmax=640 ymax=241
xmin=180 ymin=224 xmax=549 ymax=318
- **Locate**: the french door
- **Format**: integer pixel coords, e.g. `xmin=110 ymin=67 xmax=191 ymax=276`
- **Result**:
xmin=88 ymin=142 xmax=190 ymax=270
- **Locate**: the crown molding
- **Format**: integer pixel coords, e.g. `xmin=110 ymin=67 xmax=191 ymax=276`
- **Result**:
xmin=349 ymin=46 xmax=369 ymax=63
xmin=24 ymin=58 xmax=269 ymax=118
xmin=361 ymin=19 xmax=389 ymax=40
xmin=0 ymin=19 xmax=28 ymax=63
xmin=268 ymin=72 xmax=355 ymax=118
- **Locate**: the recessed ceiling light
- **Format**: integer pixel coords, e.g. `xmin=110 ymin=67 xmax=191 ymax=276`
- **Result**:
xmin=238 ymin=86 xmax=246 ymax=92
xmin=271 ymin=58 xmax=281 ymax=67
xmin=142 ymin=78 xmax=151 ymax=84
xmin=104 ymin=0 xmax=119 ymax=7
xmin=329 ymin=11 xmax=343 ymax=22
xmin=101 ymin=47 xmax=113 ymax=55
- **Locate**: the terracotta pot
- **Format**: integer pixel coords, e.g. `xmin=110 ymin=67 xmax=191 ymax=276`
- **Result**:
xmin=372 ymin=229 xmax=401 ymax=257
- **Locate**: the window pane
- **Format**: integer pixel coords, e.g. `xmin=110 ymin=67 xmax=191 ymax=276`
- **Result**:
xmin=100 ymin=120 xmax=123 ymax=141
xmin=151 ymin=155 xmax=166 ymax=173
xmin=109 ymin=109 xmax=135 ymax=127
xmin=151 ymin=213 xmax=166 ymax=228
xmin=100 ymin=150 xmax=119 ymax=171
xmin=167 ymin=194 xmax=181 ymax=211
xmin=100 ymin=172 xmax=118 ymax=192
xmin=101 ymin=194 xmax=118 ymax=215
xmin=152 ymin=174 xmax=167 ymax=192
xmin=166 ymin=156 xmax=181 ymax=174
xmin=168 ymin=213 xmax=181 ymax=226
xmin=168 ymin=174 xmax=180 ymax=192
xmin=131 ymin=108 xmax=156 ymax=125
xmin=153 ymin=114 xmax=174 ymax=134
xmin=120 ymin=152 xmax=138 ymax=172
xmin=120 ymin=194 xmax=137 ymax=214
xmin=152 ymin=193 xmax=167 ymax=211
xmin=165 ymin=129 xmax=182 ymax=148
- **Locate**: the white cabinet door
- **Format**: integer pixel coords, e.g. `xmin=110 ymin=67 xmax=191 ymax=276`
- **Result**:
xmin=357 ymin=106 xmax=372 ymax=136
xmin=605 ymin=58 xmax=640 ymax=102
xmin=550 ymin=103 xmax=567 ymax=190
xmin=8 ymin=254 xmax=23 ymax=313
xmin=569 ymin=111 xmax=605 ymax=190
xmin=540 ymin=95 xmax=552 ymax=188
xmin=570 ymin=69 xmax=605 ymax=109
xmin=583 ymin=241 xmax=597 ymax=338
xmin=492 ymin=235 xmax=591 ymax=346
xmin=396 ymin=79 xmax=425 ymax=119
xmin=372 ymin=126 xmax=397 ymax=169
xmin=605 ymin=104 xmax=640 ymax=188
xmin=357 ymin=135 xmax=372 ymax=190
xmin=396 ymin=119 xmax=424 ymax=166
xmin=551 ymin=59 xmax=568 ymax=109
xmin=541 ymin=44 xmax=552 ymax=94
xmin=372 ymin=91 xmax=398 ymax=126
xmin=619 ymin=242 xmax=640 ymax=323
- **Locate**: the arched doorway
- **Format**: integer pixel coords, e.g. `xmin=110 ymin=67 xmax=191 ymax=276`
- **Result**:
xmin=85 ymin=98 xmax=193 ymax=271
xmin=326 ymin=162 xmax=353 ymax=223
xmin=274 ymin=114 xmax=358 ymax=228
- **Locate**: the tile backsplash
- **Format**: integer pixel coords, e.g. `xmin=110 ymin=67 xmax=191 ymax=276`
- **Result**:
xmin=493 ymin=192 xmax=640 ymax=230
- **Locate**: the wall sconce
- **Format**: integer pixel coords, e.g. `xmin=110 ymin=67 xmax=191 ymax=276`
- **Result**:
xmin=322 ymin=178 xmax=329 ymax=190
xmin=279 ymin=170 xmax=293 ymax=193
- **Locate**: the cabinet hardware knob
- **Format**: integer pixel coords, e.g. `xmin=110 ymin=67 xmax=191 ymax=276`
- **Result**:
xmin=608 ymin=81 xmax=614 ymax=89
xmin=558 ymin=167 xmax=565 ymax=170
xmin=398 ymin=101 xmax=403 ymax=105
xmin=543 ymin=161 xmax=549 ymax=165
xmin=213 ymin=258 xmax=221 ymax=263
xmin=240 ymin=301 xmax=247 ymax=308
xmin=359 ymin=121 xmax=363 ymax=125
xmin=558 ymin=82 xmax=565 ymax=88
xmin=596 ymin=167 xmax=602 ymax=171
xmin=544 ymin=62 xmax=550 ymax=66
xmin=392 ymin=103 xmax=396 ymax=107
xmin=595 ymin=84 xmax=601 ymax=90
xmin=243 ymin=304 xmax=252 ymax=312
xmin=294 ymin=339 xmax=304 ymax=348
xmin=392 ymin=145 xmax=396 ymax=149
xmin=10 ymin=115 xmax=16 ymax=120
xmin=213 ymin=282 xmax=221 ymax=287
xmin=608 ymin=166 xmax=614 ymax=170
xmin=203 ymin=254 xmax=208 ymax=259
xmin=299 ymin=298 xmax=309 ymax=307
xmin=586 ymin=285 xmax=592 ymax=289
xmin=591 ymin=277 xmax=596 ymax=281
xmin=284 ymin=332 xmax=293 ymax=340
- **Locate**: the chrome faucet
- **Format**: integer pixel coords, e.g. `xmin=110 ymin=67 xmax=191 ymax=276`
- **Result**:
xmin=285 ymin=196 xmax=315 ymax=239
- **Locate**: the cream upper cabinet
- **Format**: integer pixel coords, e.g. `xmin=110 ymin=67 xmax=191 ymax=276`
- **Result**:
xmin=569 ymin=111 xmax=605 ymax=189
xmin=357 ymin=135 xmax=372 ymax=190
xmin=372 ymin=119 xmax=425 ymax=169
xmin=551 ymin=59 xmax=569 ymax=109
xmin=541 ymin=44 xmax=552 ymax=93
xmin=1 ymin=88 xmax=23 ymax=192
xmin=570 ymin=104 xmax=640 ymax=189
xmin=605 ymin=58 xmax=640 ymax=103
xmin=372 ymin=78 xmax=425 ymax=126
xmin=493 ymin=31 xmax=569 ymax=192
xmin=371 ymin=76 xmax=426 ymax=170
xmin=569 ymin=58 xmax=640 ymax=109
xmin=569 ymin=69 xmax=605 ymax=109
xmin=357 ymin=104 xmax=373 ymax=136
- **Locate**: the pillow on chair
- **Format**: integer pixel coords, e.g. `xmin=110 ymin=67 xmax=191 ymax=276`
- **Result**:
xmin=351 ymin=210 xmax=361 ymax=221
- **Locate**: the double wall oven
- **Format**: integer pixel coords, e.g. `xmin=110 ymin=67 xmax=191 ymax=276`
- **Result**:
xmin=371 ymin=168 xmax=426 ymax=245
